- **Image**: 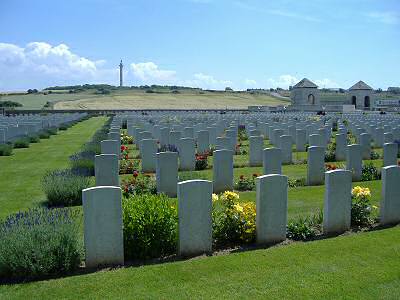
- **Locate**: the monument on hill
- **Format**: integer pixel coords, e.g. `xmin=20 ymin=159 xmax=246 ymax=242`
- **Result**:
xmin=119 ymin=60 xmax=123 ymax=87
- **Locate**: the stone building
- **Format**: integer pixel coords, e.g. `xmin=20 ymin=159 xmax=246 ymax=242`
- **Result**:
xmin=348 ymin=81 xmax=374 ymax=110
xmin=290 ymin=78 xmax=321 ymax=111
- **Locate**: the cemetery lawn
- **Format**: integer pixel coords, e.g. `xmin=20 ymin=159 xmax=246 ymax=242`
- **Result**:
xmin=0 ymin=117 xmax=107 ymax=219
xmin=1 ymin=225 xmax=399 ymax=299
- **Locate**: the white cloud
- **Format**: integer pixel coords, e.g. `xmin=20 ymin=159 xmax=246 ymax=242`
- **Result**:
xmin=267 ymin=74 xmax=340 ymax=89
xmin=314 ymin=78 xmax=339 ymax=88
xmin=0 ymin=41 xmax=116 ymax=90
xmin=365 ymin=11 xmax=399 ymax=25
xmin=267 ymin=74 xmax=299 ymax=88
xmin=185 ymin=73 xmax=232 ymax=89
xmin=244 ymin=79 xmax=257 ymax=87
xmin=267 ymin=9 xmax=321 ymax=23
xmin=233 ymin=2 xmax=321 ymax=22
xmin=130 ymin=62 xmax=177 ymax=83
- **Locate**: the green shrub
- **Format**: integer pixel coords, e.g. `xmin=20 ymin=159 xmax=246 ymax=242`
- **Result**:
xmin=324 ymin=141 xmax=336 ymax=162
xmin=46 ymin=127 xmax=58 ymax=135
xmin=29 ymin=134 xmax=40 ymax=143
xmin=38 ymin=130 xmax=50 ymax=139
xmin=361 ymin=162 xmax=381 ymax=181
xmin=195 ymin=154 xmax=208 ymax=170
xmin=370 ymin=150 xmax=381 ymax=160
xmin=351 ymin=186 xmax=375 ymax=227
xmin=238 ymin=126 xmax=247 ymax=141
xmin=42 ymin=169 xmax=92 ymax=207
xmin=288 ymin=177 xmax=306 ymax=188
xmin=0 ymin=144 xmax=13 ymax=156
xmin=287 ymin=211 xmax=323 ymax=240
xmin=0 ymin=208 xmax=82 ymax=282
xmin=122 ymin=194 xmax=178 ymax=260
xmin=234 ymin=174 xmax=257 ymax=191
xmin=13 ymin=138 xmax=30 ymax=148
xmin=122 ymin=173 xmax=157 ymax=197
xmin=119 ymin=159 xmax=139 ymax=175
xmin=69 ymin=151 xmax=95 ymax=176
xmin=59 ymin=124 xmax=69 ymax=131
xmin=212 ymin=191 xmax=256 ymax=246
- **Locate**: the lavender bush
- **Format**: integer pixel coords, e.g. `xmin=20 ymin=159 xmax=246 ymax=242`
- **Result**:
xmin=0 ymin=208 xmax=82 ymax=282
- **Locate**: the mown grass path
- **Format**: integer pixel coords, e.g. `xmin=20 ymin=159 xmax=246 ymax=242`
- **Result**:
xmin=0 ymin=117 xmax=107 ymax=219
xmin=1 ymin=226 xmax=399 ymax=299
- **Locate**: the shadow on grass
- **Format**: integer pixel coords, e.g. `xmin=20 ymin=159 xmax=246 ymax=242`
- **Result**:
xmin=2 ymin=222 xmax=399 ymax=286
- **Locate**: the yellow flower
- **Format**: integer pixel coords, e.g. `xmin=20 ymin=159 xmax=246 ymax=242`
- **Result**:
xmin=223 ymin=191 xmax=240 ymax=201
xmin=372 ymin=205 xmax=378 ymax=209
xmin=212 ymin=193 xmax=219 ymax=202
xmin=233 ymin=203 xmax=244 ymax=213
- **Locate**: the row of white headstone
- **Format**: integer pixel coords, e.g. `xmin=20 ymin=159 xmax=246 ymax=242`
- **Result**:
xmin=82 ymin=166 xmax=400 ymax=268
xmin=0 ymin=113 xmax=87 ymax=143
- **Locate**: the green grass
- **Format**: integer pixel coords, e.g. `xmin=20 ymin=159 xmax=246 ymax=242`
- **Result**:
xmin=1 ymin=225 xmax=399 ymax=299
xmin=1 ymin=125 xmax=398 ymax=298
xmin=0 ymin=117 xmax=107 ymax=219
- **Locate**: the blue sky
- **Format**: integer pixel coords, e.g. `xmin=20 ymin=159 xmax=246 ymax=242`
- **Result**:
xmin=0 ymin=0 xmax=399 ymax=91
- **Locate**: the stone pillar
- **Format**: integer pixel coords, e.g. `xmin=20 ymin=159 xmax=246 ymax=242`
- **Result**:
xmin=307 ymin=146 xmax=325 ymax=185
xmin=215 ymin=137 xmax=231 ymax=151
xmin=383 ymin=143 xmax=398 ymax=167
xmin=197 ymin=130 xmax=210 ymax=153
xmin=159 ymin=127 xmax=170 ymax=147
xmin=335 ymin=133 xmax=346 ymax=161
xmin=101 ymin=140 xmax=120 ymax=156
xmin=280 ymin=135 xmax=292 ymax=164
xmin=82 ymin=186 xmax=124 ymax=268
xmin=179 ymin=138 xmax=195 ymax=171
xmin=249 ymin=135 xmax=263 ymax=167
xmin=207 ymin=127 xmax=217 ymax=145
xmin=169 ymin=131 xmax=181 ymax=148
xmin=346 ymin=144 xmax=362 ymax=181
xmin=95 ymin=154 xmax=119 ymax=186
xmin=384 ymin=132 xmax=394 ymax=144
xmin=183 ymin=127 xmax=194 ymax=139
xmin=225 ymin=129 xmax=237 ymax=151
xmin=178 ymin=180 xmax=212 ymax=256
xmin=380 ymin=166 xmax=400 ymax=225
xmin=374 ymin=128 xmax=384 ymax=148
xmin=263 ymin=148 xmax=282 ymax=175
xmin=323 ymin=170 xmax=352 ymax=234
xmin=213 ymin=149 xmax=233 ymax=193
xmin=273 ymin=129 xmax=284 ymax=147
xmin=360 ymin=133 xmax=371 ymax=160
xmin=296 ymin=129 xmax=306 ymax=152
xmin=156 ymin=152 xmax=178 ymax=197
xmin=141 ymin=139 xmax=158 ymax=172
xmin=256 ymin=174 xmax=288 ymax=244
xmin=309 ymin=134 xmax=324 ymax=148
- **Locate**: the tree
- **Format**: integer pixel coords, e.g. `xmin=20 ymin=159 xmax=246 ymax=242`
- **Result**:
xmin=27 ymin=89 xmax=38 ymax=94
xmin=225 ymin=87 xmax=233 ymax=92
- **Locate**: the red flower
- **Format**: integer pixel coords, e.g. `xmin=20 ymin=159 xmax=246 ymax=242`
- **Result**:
xmin=133 ymin=171 xmax=139 ymax=178
xmin=121 ymin=145 xmax=127 ymax=151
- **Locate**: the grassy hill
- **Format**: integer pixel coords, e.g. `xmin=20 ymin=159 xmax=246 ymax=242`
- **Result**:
xmin=0 ymin=87 xmax=289 ymax=110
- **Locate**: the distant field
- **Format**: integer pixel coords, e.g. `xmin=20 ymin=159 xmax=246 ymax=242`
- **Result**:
xmin=53 ymin=90 xmax=289 ymax=110
xmin=1 ymin=93 xmax=99 ymax=109
xmin=1 ymin=90 xmax=289 ymax=110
